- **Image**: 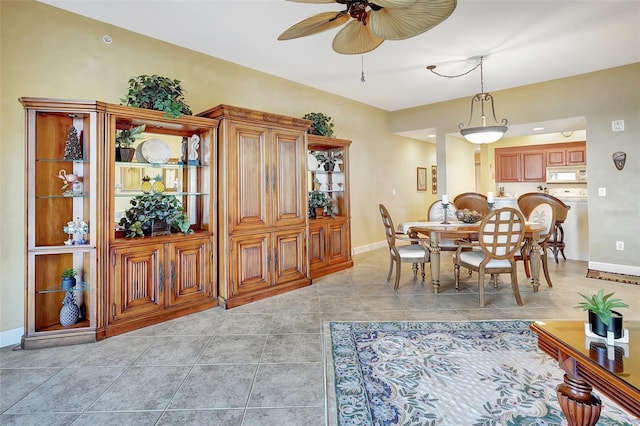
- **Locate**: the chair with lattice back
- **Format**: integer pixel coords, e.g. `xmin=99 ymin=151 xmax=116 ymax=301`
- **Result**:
xmin=453 ymin=207 xmax=525 ymax=307
xmin=379 ymin=204 xmax=430 ymax=290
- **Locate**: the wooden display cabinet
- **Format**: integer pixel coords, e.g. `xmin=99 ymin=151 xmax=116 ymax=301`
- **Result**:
xmin=104 ymin=104 xmax=219 ymax=338
xmin=20 ymin=98 xmax=104 ymax=349
xmin=307 ymin=135 xmax=353 ymax=278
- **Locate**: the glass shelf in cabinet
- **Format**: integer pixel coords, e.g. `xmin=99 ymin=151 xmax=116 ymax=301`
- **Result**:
xmin=36 ymin=158 xmax=89 ymax=163
xmin=37 ymin=281 xmax=90 ymax=294
xmin=36 ymin=193 xmax=90 ymax=199
xmin=115 ymin=161 xmax=208 ymax=169
xmin=114 ymin=191 xmax=209 ymax=198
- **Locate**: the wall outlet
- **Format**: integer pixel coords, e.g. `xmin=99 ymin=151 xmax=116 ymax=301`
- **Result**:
xmin=598 ymin=187 xmax=606 ymax=196
xmin=612 ymin=120 xmax=625 ymax=132
xmin=616 ymin=241 xmax=624 ymax=251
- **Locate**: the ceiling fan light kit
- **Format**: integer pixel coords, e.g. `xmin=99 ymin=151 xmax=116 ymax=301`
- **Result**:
xmin=429 ymin=56 xmax=508 ymax=144
xmin=279 ymin=0 xmax=457 ymax=55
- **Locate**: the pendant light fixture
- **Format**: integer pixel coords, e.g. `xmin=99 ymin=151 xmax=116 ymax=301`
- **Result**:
xmin=427 ymin=56 xmax=508 ymax=144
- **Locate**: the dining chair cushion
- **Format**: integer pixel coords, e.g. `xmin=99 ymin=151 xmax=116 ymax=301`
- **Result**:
xmin=397 ymin=244 xmax=431 ymax=259
xmin=458 ymin=250 xmax=513 ymax=269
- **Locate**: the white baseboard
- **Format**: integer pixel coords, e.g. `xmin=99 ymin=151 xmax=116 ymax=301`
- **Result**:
xmin=353 ymin=241 xmax=387 ymax=256
xmin=0 ymin=327 xmax=23 ymax=349
xmin=588 ymin=261 xmax=640 ymax=277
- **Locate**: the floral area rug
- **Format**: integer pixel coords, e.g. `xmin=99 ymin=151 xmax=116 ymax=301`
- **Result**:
xmin=328 ymin=320 xmax=636 ymax=426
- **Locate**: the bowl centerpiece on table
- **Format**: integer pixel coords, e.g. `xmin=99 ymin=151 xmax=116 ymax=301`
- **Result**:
xmin=456 ymin=208 xmax=483 ymax=223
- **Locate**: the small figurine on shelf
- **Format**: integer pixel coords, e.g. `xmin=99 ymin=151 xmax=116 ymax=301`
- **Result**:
xmin=188 ymin=134 xmax=200 ymax=165
xmin=59 ymin=291 xmax=80 ymax=327
xmin=56 ymin=169 xmax=83 ymax=196
xmin=63 ymin=126 xmax=83 ymax=160
xmin=63 ymin=220 xmax=77 ymax=245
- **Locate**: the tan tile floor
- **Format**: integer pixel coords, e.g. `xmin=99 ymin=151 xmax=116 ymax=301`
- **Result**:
xmin=1 ymin=248 xmax=638 ymax=425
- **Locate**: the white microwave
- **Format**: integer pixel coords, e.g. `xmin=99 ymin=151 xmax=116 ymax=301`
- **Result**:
xmin=546 ymin=166 xmax=587 ymax=183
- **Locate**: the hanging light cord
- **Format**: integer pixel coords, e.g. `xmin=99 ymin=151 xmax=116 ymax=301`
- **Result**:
xmin=360 ymin=55 xmax=365 ymax=83
xmin=426 ymin=57 xmax=483 ymax=80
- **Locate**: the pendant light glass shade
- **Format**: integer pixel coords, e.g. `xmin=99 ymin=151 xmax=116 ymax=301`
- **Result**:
xmin=459 ymin=91 xmax=508 ymax=144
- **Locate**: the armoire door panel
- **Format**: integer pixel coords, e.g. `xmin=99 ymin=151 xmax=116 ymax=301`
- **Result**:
xmin=229 ymin=123 xmax=268 ymax=231
xmin=112 ymin=244 xmax=164 ymax=322
xmin=272 ymin=129 xmax=305 ymax=227
xmin=328 ymin=220 xmax=350 ymax=264
xmin=308 ymin=223 xmax=327 ymax=268
xmin=230 ymin=234 xmax=270 ymax=296
xmin=167 ymin=239 xmax=209 ymax=306
xmin=273 ymin=228 xmax=307 ymax=286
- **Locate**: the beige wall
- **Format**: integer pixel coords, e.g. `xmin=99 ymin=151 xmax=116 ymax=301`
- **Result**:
xmin=1 ymin=1 xmax=638 ymax=341
xmin=0 ymin=1 xmax=435 ymax=338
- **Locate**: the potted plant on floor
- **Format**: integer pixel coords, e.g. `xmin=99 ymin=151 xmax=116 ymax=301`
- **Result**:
xmin=575 ymin=289 xmax=628 ymax=338
xmin=115 ymin=124 xmax=146 ymax=162
xmin=121 ymin=74 xmax=192 ymax=119
xmin=303 ymin=112 xmax=335 ymax=138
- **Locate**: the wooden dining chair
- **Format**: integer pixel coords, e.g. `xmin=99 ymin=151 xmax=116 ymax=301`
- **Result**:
xmin=379 ymin=204 xmax=430 ymax=290
xmin=453 ymin=192 xmax=489 ymax=215
xmin=453 ymin=207 xmax=525 ymax=307
xmin=515 ymin=201 xmax=556 ymax=287
xmin=517 ymin=193 xmax=571 ymax=263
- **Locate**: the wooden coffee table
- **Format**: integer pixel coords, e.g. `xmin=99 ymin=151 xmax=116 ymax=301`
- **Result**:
xmin=530 ymin=320 xmax=639 ymax=425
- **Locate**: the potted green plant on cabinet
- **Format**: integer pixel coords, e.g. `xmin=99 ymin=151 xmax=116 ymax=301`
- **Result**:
xmin=313 ymin=149 xmax=342 ymax=171
xmin=308 ymin=190 xmax=334 ymax=218
xmin=60 ymin=268 xmax=77 ymax=290
xmin=121 ymin=74 xmax=192 ymax=119
xmin=115 ymin=124 xmax=145 ymax=162
xmin=575 ymin=289 xmax=628 ymax=338
xmin=303 ymin=112 xmax=335 ymax=138
xmin=119 ymin=192 xmax=190 ymax=238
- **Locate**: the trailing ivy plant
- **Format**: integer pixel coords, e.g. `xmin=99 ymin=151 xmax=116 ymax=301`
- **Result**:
xmin=121 ymin=75 xmax=192 ymax=119
xmin=119 ymin=193 xmax=188 ymax=238
xmin=303 ymin=112 xmax=335 ymax=138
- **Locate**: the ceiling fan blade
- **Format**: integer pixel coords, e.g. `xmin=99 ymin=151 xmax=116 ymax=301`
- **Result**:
xmin=332 ymin=20 xmax=384 ymax=55
xmin=369 ymin=0 xmax=456 ymax=40
xmin=278 ymin=11 xmax=350 ymax=40
xmin=285 ymin=0 xmax=337 ymax=3
xmin=368 ymin=0 xmax=419 ymax=8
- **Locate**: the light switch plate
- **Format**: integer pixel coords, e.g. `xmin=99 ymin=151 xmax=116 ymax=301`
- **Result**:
xmin=612 ymin=120 xmax=625 ymax=131
xmin=598 ymin=187 xmax=606 ymax=196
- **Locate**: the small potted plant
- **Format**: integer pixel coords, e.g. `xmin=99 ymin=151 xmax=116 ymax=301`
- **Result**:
xmin=575 ymin=289 xmax=628 ymax=338
xmin=121 ymin=74 xmax=192 ymax=119
xmin=308 ymin=190 xmax=334 ymax=218
xmin=61 ymin=268 xmax=77 ymax=290
xmin=303 ymin=112 xmax=335 ymax=138
xmin=115 ymin=124 xmax=146 ymax=162
xmin=313 ymin=149 xmax=342 ymax=171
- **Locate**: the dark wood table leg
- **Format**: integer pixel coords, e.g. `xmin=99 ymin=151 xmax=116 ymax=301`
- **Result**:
xmin=556 ymin=373 xmax=602 ymax=426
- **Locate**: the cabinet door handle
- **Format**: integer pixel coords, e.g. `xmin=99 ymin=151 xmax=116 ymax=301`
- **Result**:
xmin=159 ymin=263 xmax=164 ymax=292
xmin=112 ymin=303 xmax=116 ymax=320
xmin=170 ymin=261 xmax=175 ymax=289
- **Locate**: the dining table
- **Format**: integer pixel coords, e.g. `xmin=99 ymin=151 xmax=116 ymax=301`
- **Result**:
xmin=397 ymin=220 xmax=546 ymax=294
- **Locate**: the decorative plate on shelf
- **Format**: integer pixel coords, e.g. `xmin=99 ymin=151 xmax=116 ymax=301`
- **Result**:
xmin=141 ymin=138 xmax=170 ymax=164
xmin=135 ymin=141 xmax=147 ymax=162
xmin=307 ymin=153 xmax=318 ymax=171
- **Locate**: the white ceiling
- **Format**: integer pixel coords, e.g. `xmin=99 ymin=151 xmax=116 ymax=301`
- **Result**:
xmin=39 ymin=0 xmax=639 ymax=139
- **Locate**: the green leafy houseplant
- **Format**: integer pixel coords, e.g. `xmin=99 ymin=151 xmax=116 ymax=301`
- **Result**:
xmin=115 ymin=124 xmax=146 ymax=148
xmin=119 ymin=193 xmax=189 ymax=238
xmin=61 ymin=268 xmax=77 ymax=279
xmin=312 ymin=149 xmax=342 ymax=171
xmin=121 ymin=75 xmax=192 ymax=119
xmin=303 ymin=112 xmax=335 ymax=138
xmin=308 ymin=190 xmax=334 ymax=218
xmin=61 ymin=268 xmax=77 ymax=290
xmin=575 ymin=289 xmax=628 ymax=325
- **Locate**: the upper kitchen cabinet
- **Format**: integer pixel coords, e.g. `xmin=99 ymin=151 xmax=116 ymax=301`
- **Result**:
xmin=20 ymin=97 xmax=106 ymax=349
xmin=307 ymin=135 xmax=353 ymax=278
xmin=546 ymin=141 xmax=586 ymax=166
xmin=495 ymin=149 xmax=545 ymax=182
xmin=495 ymin=141 xmax=586 ymax=183
xmin=198 ymin=105 xmax=311 ymax=308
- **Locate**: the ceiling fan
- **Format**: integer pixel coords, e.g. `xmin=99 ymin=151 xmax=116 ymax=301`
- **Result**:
xmin=278 ymin=0 xmax=457 ymax=55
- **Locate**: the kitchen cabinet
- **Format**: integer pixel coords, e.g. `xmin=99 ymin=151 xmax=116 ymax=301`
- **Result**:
xmin=495 ymin=141 xmax=586 ymax=183
xmin=198 ymin=105 xmax=311 ymax=308
xmin=495 ymin=150 xmax=545 ymax=182
xmin=307 ymin=135 xmax=353 ymax=277
xmin=546 ymin=142 xmax=586 ymax=166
